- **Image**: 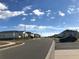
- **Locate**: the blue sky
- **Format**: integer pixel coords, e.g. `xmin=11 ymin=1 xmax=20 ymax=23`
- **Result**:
xmin=0 ymin=0 xmax=79 ymax=36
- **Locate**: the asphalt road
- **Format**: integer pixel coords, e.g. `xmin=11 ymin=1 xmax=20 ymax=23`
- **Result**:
xmin=56 ymin=42 xmax=79 ymax=50
xmin=0 ymin=39 xmax=53 ymax=59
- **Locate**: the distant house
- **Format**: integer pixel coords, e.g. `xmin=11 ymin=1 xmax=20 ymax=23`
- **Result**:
xmin=26 ymin=32 xmax=34 ymax=38
xmin=0 ymin=31 xmax=20 ymax=40
xmin=34 ymin=34 xmax=41 ymax=38
xmin=0 ymin=31 xmax=36 ymax=40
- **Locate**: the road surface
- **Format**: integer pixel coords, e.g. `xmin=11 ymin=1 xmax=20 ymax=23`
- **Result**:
xmin=0 ymin=39 xmax=53 ymax=59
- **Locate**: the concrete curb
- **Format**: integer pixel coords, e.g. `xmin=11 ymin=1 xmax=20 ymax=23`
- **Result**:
xmin=45 ymin=40 xmax=55 ymax=59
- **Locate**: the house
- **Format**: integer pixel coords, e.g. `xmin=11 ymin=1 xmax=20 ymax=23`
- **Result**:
xmin=34 ymin=34 xmax=41 ymax=38
xmin=0 ymin=31 xmax=35 ymax=40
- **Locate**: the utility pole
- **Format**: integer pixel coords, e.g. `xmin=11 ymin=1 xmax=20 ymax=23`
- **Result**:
xmin=13 ymin=32 xmax=15 ymax=40
xmin=23 ymin=24 xmax=26 ymax=39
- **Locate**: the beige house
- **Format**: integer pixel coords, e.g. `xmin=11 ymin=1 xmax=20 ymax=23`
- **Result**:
xmin=0 ymin=31 xmax=35 ymax=40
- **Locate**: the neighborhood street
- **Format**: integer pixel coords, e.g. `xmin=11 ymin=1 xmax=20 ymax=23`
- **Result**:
xmin=0 ymin=39 xmax=53 ymax=59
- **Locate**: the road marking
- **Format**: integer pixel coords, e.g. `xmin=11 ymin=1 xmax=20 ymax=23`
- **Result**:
xmin=45 ymin=40 xmax=55 ymax=59
xmin=0 ymin=43 xmax=25 ymax=51
xmin=0 ymin=42 xmax=15 ymax=47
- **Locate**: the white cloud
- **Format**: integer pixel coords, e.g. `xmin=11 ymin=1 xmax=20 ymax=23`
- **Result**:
xmin=67 ymin=5 xmax=75 ymax=14
xmin=14 ymin=24 xmax=37 ymax=31
xmin=55 ymin=26 xmax=79 ymax=31
xmin=23 ymin=5 xmax=32 ymax=11
xmin=58 ymin=11 xmax=65 ymax=16
xmin=38 ymin=32 xmax=59 ymax=37
xmin=22 ymin=17 xmax=26 ymax=20
xmin=69 ymin=7 xmax=75 ymax=11
xmin=0 ymin=10 xmax=25 ymax=19
xmin=14 ymin=24 xmax=65 ymax=31
xmin=67 ymin=5 xmax=79 ymax=14
xmin=2 ymin=24 xmax=79 ymax=36
xmin=47 ymin=13 xmax=50 ymax=16
xmin=0 ymin=26 xmax=8 ymax=29
xmin=37 ymin=26 xmax=53 ymax=30
xmin=65 ymin=27 xmax=79 ymax=31
xmin=0 ymin=2 xmax=8 ymax=10
xmin=2 ymin=26 xmax=8 ymax=28
xmin=67 ymin=10 xmax=72 ymax=14
xmin=13 ymin=24 xmax=62 ymax=36
xmin=62 ymin=22 xmax=66 ymax=25
xmin=0 ymin=2 xmax=26 ymax=19
xmin=50 ymin=17 xmax=55 ymax=19
xmin=30 ymin=18 xmax=36 ymax=22
xmin=71 ymin=0 xmax=77 ymax=3
xmin=1 ymin=25 xmax=79 ymax=37
xmin=22 ymin=13 xmax=28 ymax=16
xmin=46 ymin=10 xmax=51 ymax=13
xmin=29 ymin=13 xmax=33 ymax=15
xmin=13 ymin=24 xmax=79 ymax=36
xmin=33 ymin=9 xmax=45 ymax=16
xmin=46 ymin=10 xmax=51 ymax=17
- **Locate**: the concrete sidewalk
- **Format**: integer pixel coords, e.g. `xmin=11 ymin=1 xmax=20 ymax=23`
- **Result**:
xmin=55 ymin=49 xmax=79 ymax=59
